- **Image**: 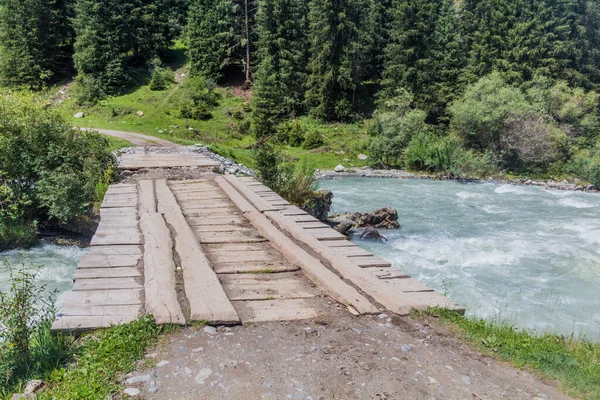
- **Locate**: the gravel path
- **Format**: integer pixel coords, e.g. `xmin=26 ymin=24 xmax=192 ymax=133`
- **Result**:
xmin=126 ymin=310 xmax=570 ymax=400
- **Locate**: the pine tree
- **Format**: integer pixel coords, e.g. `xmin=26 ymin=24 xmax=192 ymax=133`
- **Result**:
xmin=304 ymin=0 xmax=365 ymax=120
xmin=187 ymin=0 xmax=232 ymax=80
xmin=0 ymin=0 xmax=74 ymax=88
xmin=73 ymin=0 xmax=131 ymax=100
xmin=252 ymin=0 xmax=308 ymax=134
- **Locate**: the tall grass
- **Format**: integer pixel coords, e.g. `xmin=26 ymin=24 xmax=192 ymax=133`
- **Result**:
xmin=0 ymin=258 xmax=74 ymax=397
xmin=430 ymin=308 xmax=600 ymax=400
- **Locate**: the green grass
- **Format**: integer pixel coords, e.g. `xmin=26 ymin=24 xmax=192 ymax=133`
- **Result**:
xmin=38 ymin=316 xmax=173 ymax=400
xmin=103 ymin=135 xmax=134 ymax=152
xmin=429 ymin=308 xmax=600 ymax=400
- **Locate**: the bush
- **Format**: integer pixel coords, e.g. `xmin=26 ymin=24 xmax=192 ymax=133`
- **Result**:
xmin=148 ymin=59 xmax=174 ymax=91
xmin=0 ymin=258 xmax=74 ymax=394
xmin=0 ymin=92 xmax=114 ymax=249
xmin=276 ymin=119 xmax=305 ymax=147
xmin=254 ymin=142 xmax=318 ymax=204
xmin=172 ymin=76 xmax=220 ymax=120
xmin=302 ymin=130 xmax=325 ymax=150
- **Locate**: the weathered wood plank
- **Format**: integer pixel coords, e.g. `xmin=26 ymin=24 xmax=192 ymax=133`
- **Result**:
xmin=221 ymin=273 xmax=318 ymax=301
xmin=74 ymin=267 xmax=141 ymax=279
xmin=207 ymin=250 xmax=283 ymax=264
xmin=363 ymin=267 xmax=411 ymax=280
xmin=195 ymin=231 xmax=267 ymax=244
xmin=138 ymin=179 xmax=186 ymax=325
xmin=332 ymin=246 xmax=373 ymax=257
xmin=157 ymin=179 xmax=239 ymax=324
xmin=352 ymin=256 xmax=392 ymax=268
xmin=52 ymin=315 xmax=138 ymax=331
xmin=90 ymin=229 xmax=142 ymax=246
xmin=58 ymin=305 xmax=140 ymax=317
xmin=79 ymin=254 xmax=141 ymax=268
xmin=193 ymin=225 xmax=253 ymax=233
xmin=203 ymin=242 xmax=274 ymax=253
xmin=72 ymin=278 xmax=142 ymax=291
xmin=186 ymin=215 xmax=246 ymax=226
xmin=295 ymin=221 xmax=330 ymax=229
xmin=88 ymin=245 xmax=142 ymax=256
xmin=223 ymin=175 xmax=280 ymax=212
xmin=62 ymin=289 xmax=142 ymax=306
xmin=214 ymin=262 xmax=299 ymax=274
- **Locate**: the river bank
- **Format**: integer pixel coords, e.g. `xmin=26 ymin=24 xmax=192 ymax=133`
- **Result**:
xmin=317 ymin=167 xmax=600 ymax=193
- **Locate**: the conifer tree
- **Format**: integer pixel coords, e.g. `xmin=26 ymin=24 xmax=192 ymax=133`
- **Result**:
xmin=304 ymin=0 xmax=365 ymax=120
xmin=187 ymin=0 xmax=232 ymax=80
xmin=252 ymin=0 xmax=308 ymax=135
xmin=0 ymin=0 xmax=74 ymax=88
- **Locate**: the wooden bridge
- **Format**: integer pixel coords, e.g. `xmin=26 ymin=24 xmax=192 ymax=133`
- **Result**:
xmin=53 ymin=151 xmax=462 ymax=330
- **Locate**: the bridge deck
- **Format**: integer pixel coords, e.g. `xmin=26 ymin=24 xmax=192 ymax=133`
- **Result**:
xmin=53 ymin=175 xmax=462 ymax=331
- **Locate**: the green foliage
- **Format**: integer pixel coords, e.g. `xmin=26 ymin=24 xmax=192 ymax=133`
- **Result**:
xmin=0 ymin=258 xmax=74 ymax=395
xmin=0 ymin=0 xmax=74 ymax=89
xmin=42 ymin=316 xmax=167 ymax=399
xmin=0 ymin=91 xmax=114 ymax=249
xmin=254 ymin=141 xmax=318 ymax=204
xmin=172 ymin=76 xmax=220 ymax=120
xmin=148 ymin=59 xmax=174 ymax=91
xmin=302 ymin=130 xmax=324 ymax=150
xmin=431 ymin=308 xmax=600 ymax=400
xmin=187 ymin=0 xmax=232 ymax=80
xmin=275 ymin=119 xmax=306 ymax=147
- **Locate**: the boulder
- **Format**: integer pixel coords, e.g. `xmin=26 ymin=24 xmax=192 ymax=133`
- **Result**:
xmin=334 ymin=164 xmax=345 ymax=173
xmin=136 ymin=111 xmax=144 ymax=117
xmin=329 ymin=207 xmax=400 ymax=230
xmin=357 ymin=153 xmax=368 ymax=161
xmin=359 ymin=227 xmax=387 ymax=242
xmin=334 ymin=218 xmax=354 ymax=235
xmin=74 ymin=112 xmax=84 ymax=118
xmin=301 ymin=190 xmax=333 ymax=221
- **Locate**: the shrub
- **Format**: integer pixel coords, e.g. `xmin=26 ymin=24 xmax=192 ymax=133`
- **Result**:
xmin=148 ymin=59 xmax=174 ymax=91
xmin=0 ymin=258 xmax=74 ymax=393
xmin=172 ymin=76 xmax=220 ymax=120
xmin=0 ymin=92 xmax=114 ymax=249
xmin=275 ymin=119 xmax=305 ymax=147
xmin=302 ymin=130 xmax=325 ymax=150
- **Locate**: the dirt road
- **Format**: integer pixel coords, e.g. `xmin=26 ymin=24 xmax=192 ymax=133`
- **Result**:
xmin=81 ymin=128 xmax=178 ymax=147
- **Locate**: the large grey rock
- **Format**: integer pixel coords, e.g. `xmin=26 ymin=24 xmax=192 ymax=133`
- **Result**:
xmin=357 ymin=153 xmax=368 ymax=161
xmin=123 ymin=388 xmax=141 ymax=397
xmin=74 ymin=112 xmax=84 ymax=118
xmin=334 ymin=218 xmax=354 ymax=235
xmin=334 ymin=164 xmax=345 ymax=172
xmin=359 ymin=227 xmax=387 ymax=242
xmin=329 ymin=207 xmax=400 ymax=230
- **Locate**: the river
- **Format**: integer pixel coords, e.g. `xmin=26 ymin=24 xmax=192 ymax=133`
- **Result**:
xmin=320 ymin=177 xmax=600 ymax=340
xmin=0 ymin=242 xmax=88 ymax=307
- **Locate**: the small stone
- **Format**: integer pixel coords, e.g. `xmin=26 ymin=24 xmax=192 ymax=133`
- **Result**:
xmin=136 ymin=111 xmax=144 ymax=117
xmin=378 ymin=313 xmax=388 ymax=319
xmin=192 ymin=347 xmax=204 ymax=352
xmin=400 ymin=344 xmax=412 ymax=352
xmin=126 ymin=374 xmax=152 ymax=384
xmin=156 ymin=360 xmax=170 ymax=367
xmin=23 ymin=380 xmax=43 ymax=395
xmin=148 ymin=380 xmax=159 ymax=393
xmin=185 ymin=367 xmax=193 ymax=375
xmin=145 ymin=352 xmax=158 ymax=359
xmin=357 ymin=153 xmax=368 ymax=161
xmin=123 ymin=388 xmax=141 ymax=397
xmin=352 ymin=328 xmax=362 ymax=335
xmin=334 ymin=164 xmax=346 ymax=173
xmin=444 ymin=365 xmax=453 ymax=371
xmin=74 ymin=112 xmax=84 ymax=118
xmin=195 ymin=368 xmax=213 ymax=384
xmin=204 ymin=326 xmax=217 ymax=335
xmin=189 ymin=127 xmax=194 ymax=131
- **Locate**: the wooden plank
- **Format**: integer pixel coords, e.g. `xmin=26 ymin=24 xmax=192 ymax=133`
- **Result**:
xmin=79 ymin=254 xmax=141 ymax=268
xmin=183 ymin=207 xmax=239 ymax=216
xmin=72 ymin=278 xmax=142 ymax=291
xmin=91 ymin=229 xmax=142 ymax=246
xmin=386 ymin=278 xmax=433 ymax=292
xmin=138 ymin=179 xmax=186 ymax=325
xmin=214 ymin=262 xmax=299 ymax=274
xmin=195 ymin=232 xmax=267 ymax=244
xmin=88 ymin=245 xmax=142 ymax=256
xmin=281 ymin=206 xmax=309 ymax=216
xmin=207 ymin=250 xmax=283 ymax=264
xmin=296 ymin=221 xmax=330 ymax=229
xmin=232 ymin=299 xmax=320 ymax=323
xmin=288 ymin=215 xmax=320 ymax=223
xmin=352 ymin=256 xmax=392 ymax=268
xmin=100 ymin=207 xmax=137 ymax=216
xmin=58 ymin=305 xmax=140 ymax=317
xmin=52 ymin=315 xmax=138 ymax=331
xmin=221 ymin=274 xmax=318 ymax=301
xmin=312 ymin=231 xmax=347 ymax=241
xmin=320 ymin=240 xmax=359 ymax=248
xmin=95 ymin=220 xmax=139 ymax=229
xmin=203 ymin=242 xmax=274 ymax=253
xmin=157 ymin=179 xmax=239 ymax=324
xmin=75 ymin=267 xmax=141 ymax=279
xmin=363 ymin=267 xmax=410 ymax=280
xmin=186 ymin=215 xmax=246 ymax=226
xmin=62 ymin=289 xmax=142 ymax=306
xmin=193 ymin=225 xmax=253 ymax=233
xmin=223 ymin=175 xmax=279 ymax=212
xmin=217 ymin=178 xmax=378 ymax=315
xmin=332 ymin=246 xmax=373 ymax=257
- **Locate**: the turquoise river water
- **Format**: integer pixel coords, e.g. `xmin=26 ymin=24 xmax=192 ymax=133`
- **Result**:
xmin=320 ymin=177 xmax=600 ymax=340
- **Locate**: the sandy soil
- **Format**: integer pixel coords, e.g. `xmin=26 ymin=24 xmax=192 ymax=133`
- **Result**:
xmin=126 ymin=307 xmax=568 ymax=400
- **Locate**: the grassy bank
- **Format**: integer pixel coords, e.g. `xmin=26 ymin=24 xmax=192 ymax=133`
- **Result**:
xmin=429 ymin=308 xmax=600 ymax=400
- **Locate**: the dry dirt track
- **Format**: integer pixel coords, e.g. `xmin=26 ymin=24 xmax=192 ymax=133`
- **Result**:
xmin=81 ymin=127 xmax=178 ymax=147
xmin=131 ymin=310 xmax=569 ymax=400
